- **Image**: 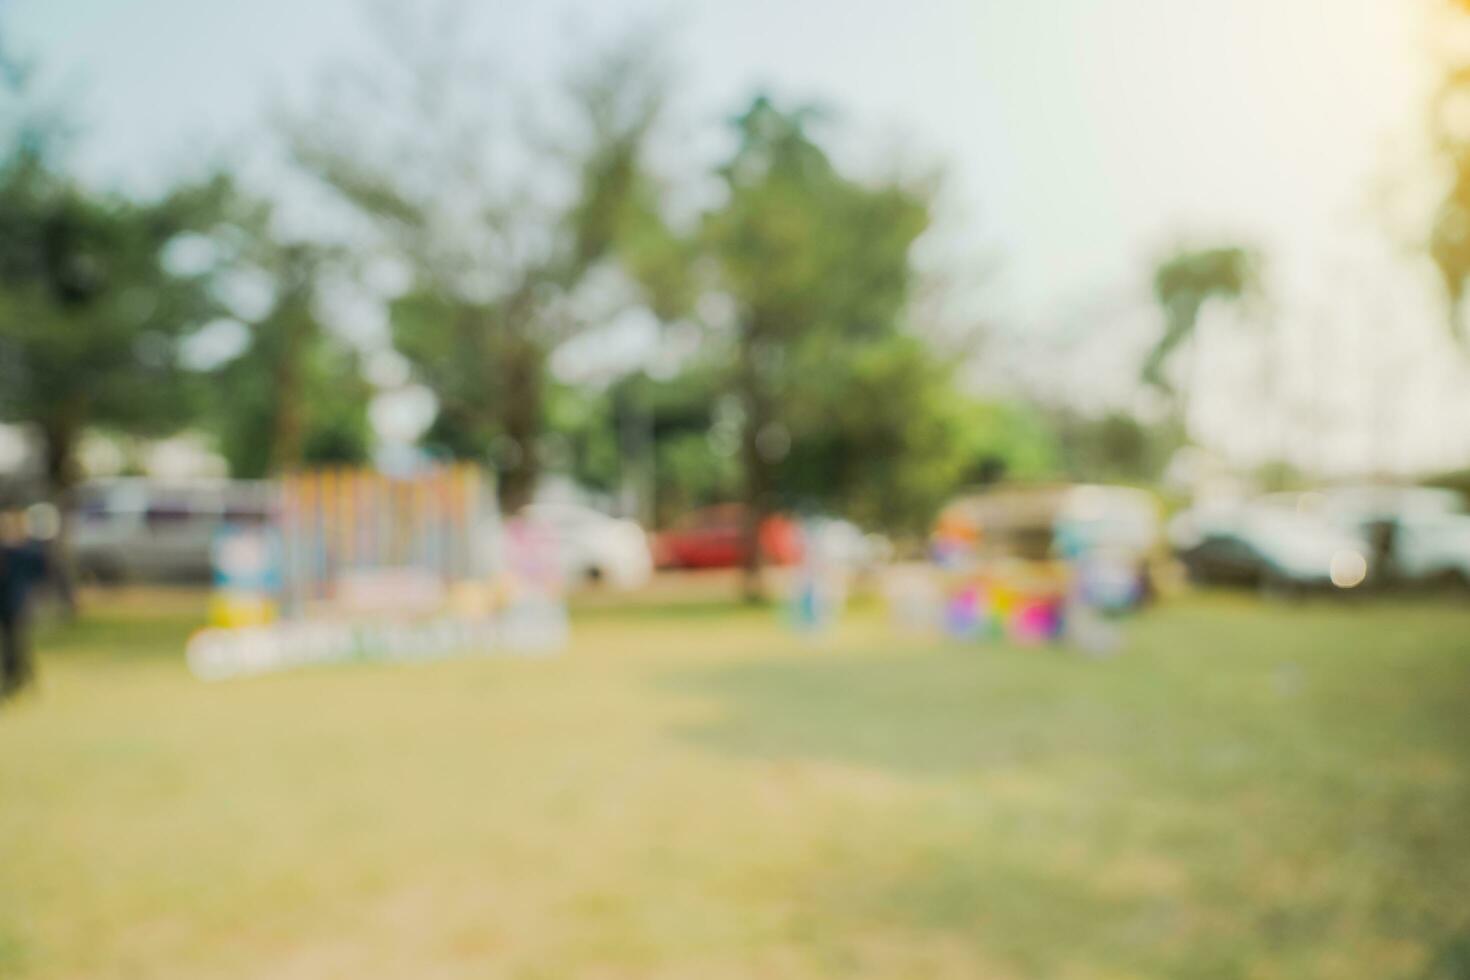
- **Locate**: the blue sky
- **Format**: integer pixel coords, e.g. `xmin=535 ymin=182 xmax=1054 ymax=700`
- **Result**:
xmin=10 ymin=0 xmax=1469 ymax=474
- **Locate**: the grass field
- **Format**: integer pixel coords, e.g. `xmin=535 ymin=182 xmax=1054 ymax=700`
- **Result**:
xmin=1 ymin=589 xmax=1468 ymax=979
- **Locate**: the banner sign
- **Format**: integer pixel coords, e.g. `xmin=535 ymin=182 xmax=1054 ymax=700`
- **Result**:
xmin=187 ymin=604 xmax=567 ymax=681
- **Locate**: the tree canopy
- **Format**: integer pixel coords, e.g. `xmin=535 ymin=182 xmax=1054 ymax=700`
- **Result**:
xmin=1143 ymin=246 xmax=1255 ymax=396
xmin=285 ymin=17 xmax=670 ymax=510
xmin=646 ymin=96 xmax=966 ymax=591
xmin=0 ymin=154 xmax=228 ymax=491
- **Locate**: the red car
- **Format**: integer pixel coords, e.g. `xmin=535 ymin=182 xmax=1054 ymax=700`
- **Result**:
xmin=654 ymin=504 xmax=801 ymax=569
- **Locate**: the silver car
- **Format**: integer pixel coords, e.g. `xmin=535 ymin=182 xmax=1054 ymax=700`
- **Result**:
xmin=73 ymin=479 xmax=274 ymax=584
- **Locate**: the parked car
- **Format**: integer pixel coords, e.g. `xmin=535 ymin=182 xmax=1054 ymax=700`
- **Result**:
xmin=1170 ymin=502 xmax=1372 ymax=592
xmin=73 ymin=479 xmax=274 ymax=584
xmin=1257 ymin=486 xmax=1470 ymax=590
xmin=654 ymin=505 xmax=801 ymax=569
xmin=517 ymin=502 xmax=653 ymax=590
xmin=1392 ymin=510 xmax=1470 ymax=587
xmin=1315 ymin=487 xmax=1470 ymax=589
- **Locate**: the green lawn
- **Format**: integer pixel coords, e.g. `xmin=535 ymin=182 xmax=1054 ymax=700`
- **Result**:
xmin=1 ymin=591 xmax=1468 ymax=979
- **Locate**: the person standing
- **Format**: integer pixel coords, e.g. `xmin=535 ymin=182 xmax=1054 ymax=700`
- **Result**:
xmin=0 ymin=509 xmax=48 ymax=699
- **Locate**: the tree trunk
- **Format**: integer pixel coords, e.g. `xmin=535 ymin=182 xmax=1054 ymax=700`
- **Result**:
xmin=497 ymin=344 xmax=544 ymax=515
xmin=1179 ymin=329 xmax=1201 ymax=444
xmin=270 ymin=314 xmax=306 ymax=475
xmin=739 ymin=421 xmax=771 ymax=603
xmin=40 ymin=415 xmax=81 ymax=619
xmin=498 ymin=446 xmax=537 ymax=515
xmin=616 ymin=380 xmax=656 ymax=526
xmin=737 ymin=324 xmax=770 ymax=604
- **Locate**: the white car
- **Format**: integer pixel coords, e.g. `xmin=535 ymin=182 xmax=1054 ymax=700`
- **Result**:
xmin=1282 ymin=486 xmax=1470 ymax=588
xmin=1394 ymin=511 xmax=1470 ymax=586
xmin=1171 ymin=501 xmax=1373 ymax=591
xmin=518 ymin=503 xmax=653 ymax=591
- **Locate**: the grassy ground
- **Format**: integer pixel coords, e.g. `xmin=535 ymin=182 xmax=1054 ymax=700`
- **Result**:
xmin=1 ymin=588 xmax=1468 ymax=979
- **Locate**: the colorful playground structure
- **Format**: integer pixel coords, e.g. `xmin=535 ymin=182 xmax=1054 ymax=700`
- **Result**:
xmin=188 ymin=464 xmax=567 ymax=680
xmin=904 ymin=484 xmax=1160 ymax=651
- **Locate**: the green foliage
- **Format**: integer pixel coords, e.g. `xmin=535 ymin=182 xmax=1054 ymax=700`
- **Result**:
xmin=1144 ymin=246 xmax=1255 ymax=393
xmin=0 ymin=147 xmax=226 ymax=487
xmin=703 ymin=98 xmax=927 ymax=344
xmin=544 ymin=383 xmax=622 ymax=495
xmin=1431 ymin=192 xmax=1470 ymax=343
xmin=387 ymin=288 xmax=533 ymax=460
xmin=655 ymin=432 xmax=740 ymax=519
xmin=1050 ymin=409 xmax=1179 ymax=485
xmin=637 ymin=367 xmax=745 ymax=522
xmin=678 ymin=96 xmax=949 ymax=537
xmin=286 ymin=22 xmax=670 ymax=510
xmin=543 ymin=370 xmax=743 ymax=523
xmin=1431 ymin=55 xmax=1470 ymax=343
xmin=171 ymin=183 xmax=372 ymax=479
xmin=563 ymin=40 xmax=668 ymax=280
xmin=1253 ymin=458 xmax=1313 ymax=494
xmin=954 ymin=400 xmax=1061 ymax=485
xmin=210 ymin=332 xmax=371 ymax=478
xmin=776 ymin=337 xmax=969 ymax=533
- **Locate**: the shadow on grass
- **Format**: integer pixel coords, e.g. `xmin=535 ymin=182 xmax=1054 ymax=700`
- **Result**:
xmin=660 ymin=596 xmax=1470 ymax=782
xmin=571 ymin=597 xmax=773 ymax=623
xmin=784 ymin=835 xmax=1258 ymax=978
xmin=659 ymin=605 xmax=1470 ymax=975
xmin=661 ymin=643 xmax=1138 ymax=777
xmin=34 ymin=609 xmax=198 ymax=661
xmin=788 ymin=813 xmax=1470 ymax=977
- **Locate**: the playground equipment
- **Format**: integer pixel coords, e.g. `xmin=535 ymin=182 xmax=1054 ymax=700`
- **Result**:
xmin=188 ymin=464 xmax=567 ymax=679
xmin=923 ymin=484 xmax=1160 ymax=650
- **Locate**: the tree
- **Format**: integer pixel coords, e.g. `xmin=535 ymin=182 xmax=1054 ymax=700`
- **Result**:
xmin=684 ymin=96 xmax=937 ymax=598
xmin=1048 ymin=409 xmax=1177 ymax=485
xmin=1144 ymin=246 xmax=1256 ymax=436
xmin=201 ymin=228 xmax=371 ymax=478
xmin=543 ymin=369 xmax=735 ymax=524
xmin=0 ymin=152 xmax=227 ymax=600
xmin=285 ymin=11 xmax=668 ymax=511
xmin=1430 ymin=3 xmax=1470 ymax=342
xmin=775 ymin=335 xmax=979 ymax=537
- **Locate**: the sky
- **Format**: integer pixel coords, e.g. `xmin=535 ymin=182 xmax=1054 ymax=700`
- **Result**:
xmin=8 ymin=0 xmax=1470 ymax=477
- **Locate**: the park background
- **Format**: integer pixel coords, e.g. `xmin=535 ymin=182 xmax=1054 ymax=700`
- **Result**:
xmin=1 ymin=2 xmax=1470 ymax=978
